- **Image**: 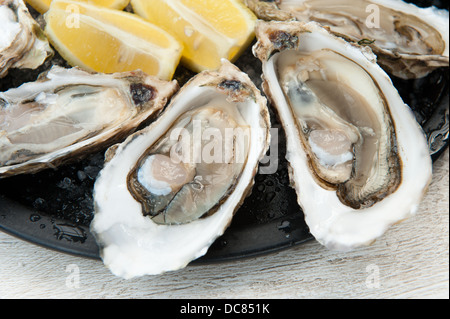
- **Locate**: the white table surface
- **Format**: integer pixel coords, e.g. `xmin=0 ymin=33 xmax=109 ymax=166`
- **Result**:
xmin=0 ymin=148 xmax=448 ymax=299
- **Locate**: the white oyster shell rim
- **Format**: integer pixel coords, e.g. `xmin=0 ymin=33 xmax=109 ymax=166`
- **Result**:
xmin=255 ymin=21 xmax=433 ymax=251
xmin=91 ymin=60 xmax=271 ymax=278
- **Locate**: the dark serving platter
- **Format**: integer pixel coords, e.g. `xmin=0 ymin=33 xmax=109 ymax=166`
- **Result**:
xmin=0 ymin=0 xmax=448 ymax=264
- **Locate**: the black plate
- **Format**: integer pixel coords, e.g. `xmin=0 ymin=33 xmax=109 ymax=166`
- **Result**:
xmin=0 ymin=0 xmax=448 ymax=264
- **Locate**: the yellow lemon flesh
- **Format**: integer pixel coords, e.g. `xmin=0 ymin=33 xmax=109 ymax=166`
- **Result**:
xmin=26 ymin=0 xmax=130 ymax=14
xmin=44 ymin=0 xmax=183 ymax=80
xmin=131 ymin=0 xmax=257 ymax=73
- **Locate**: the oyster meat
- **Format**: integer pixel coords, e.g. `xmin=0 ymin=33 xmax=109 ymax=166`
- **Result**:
xmin=246 ymin=0 xmax=449 ymax=79
xmin=253 ymin=21 xmax=432 ymax=251
xmin=91 ymin=60 xmax=271 ymax=278
xmin=0 ymin=0 xmax=53 ymax=78
xmin=0 ymin=66 xmax=178 ymax=178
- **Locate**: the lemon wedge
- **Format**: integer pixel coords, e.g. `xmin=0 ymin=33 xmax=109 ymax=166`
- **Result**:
xmin=44 ymin=0 xmax=183 ymax=80
xmin=26 ymin=0 xmax=130 ymax=14
xmin=131 ymin=0 xmax=257 ymax=73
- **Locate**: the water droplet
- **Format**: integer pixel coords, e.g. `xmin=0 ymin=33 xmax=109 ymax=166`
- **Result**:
xmin=278 ymin=220 xmax=290 ymax=229
xmin=53 ymin=224 xmax=87 ymax=243
xmin=77 ymin=170 xmax=87 ymax=182
xmin=33 ymin=198 xmax=46 ymax=210
xmin=57 ymin=177 xmax=72 ymax=189
xmin=265 ymin=191 xmax=276 ymax=203
xmin=278 ymin=220 xmax=291 ymax=233
xmin=29 ymin=214 xmax=41 ymax=222
xmin=84 ymin=166 xmax=100 ymax=180
xmin=184 ymin=26 xmax=195 ymax=37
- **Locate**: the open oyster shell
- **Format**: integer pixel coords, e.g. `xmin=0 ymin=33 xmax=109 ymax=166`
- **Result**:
xmin=0 ymin=0 xmax=53 ymax=78
xmin=253 ymin=20 xmax=432 ymax=251
xmin=246 ymin=0 xmax=449 ymax=79
xmin=91 ymin=60 xmax=271 ymax=278
xmin=0 ymin=66 xmax=178 ymax=178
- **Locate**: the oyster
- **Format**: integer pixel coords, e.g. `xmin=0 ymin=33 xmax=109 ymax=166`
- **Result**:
xmin=253 ymin=21 xmax=432 ymax=251
xmin=91 ymin=60 xmax=271 ymax=278
xmin=0 ymin=0 xmax=53 ymax=78
xmin=0 ymin=66 xmax=178 ymax=178
xmin=246 ymin=0 xmax=449 ymax=79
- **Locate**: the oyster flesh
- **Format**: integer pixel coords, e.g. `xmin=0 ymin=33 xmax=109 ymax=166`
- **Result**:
xmin=91 ymin=60 xmax=271 ymax=278
xmin=253 ymin=21 xmax=432 ymax=251
xmin=246 ymin=0 xmax=449 ymax=79
xmin=0 ymin=0 xmax=53 ymax=78
xmin=0 ymin=66 xmax=178 ymax=178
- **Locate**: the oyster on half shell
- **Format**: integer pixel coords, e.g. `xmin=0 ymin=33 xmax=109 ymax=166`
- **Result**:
xmin=0 ymin=0 xmax=53 ymax=78
xmin=246 ymin=0 xmax=449 ymax=79
xmin=253 ymin=21 xmax=432 ymax=251
xmin=0 ymin=66 xmax=178 ymax=178
xmin=91 ymin=60 xmax=271 ymax=278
